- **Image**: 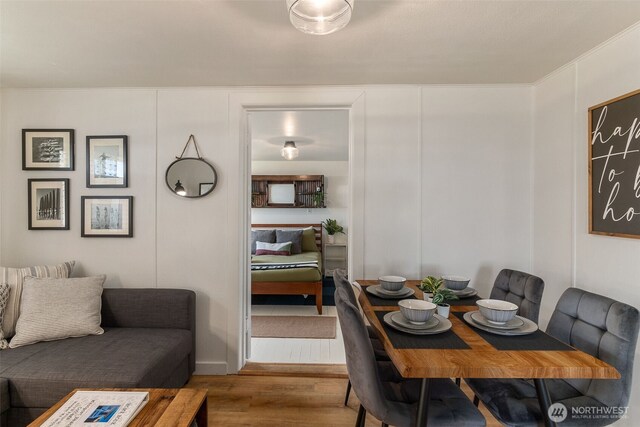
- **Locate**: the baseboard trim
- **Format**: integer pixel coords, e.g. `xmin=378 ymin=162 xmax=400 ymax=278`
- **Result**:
xmin=239 ymin=362 xmax=348 ymax=379
xmin=194 ymin=361 xmax=228 ymax=375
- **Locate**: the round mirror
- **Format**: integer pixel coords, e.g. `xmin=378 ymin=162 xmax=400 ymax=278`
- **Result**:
xmin=165 ymin=158 xmax=218 ymax=198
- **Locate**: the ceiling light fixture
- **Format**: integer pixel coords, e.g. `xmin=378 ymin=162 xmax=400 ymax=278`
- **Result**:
xmin=281 ymin=141 xmax=299 ymax=160
xmin=286 ymin=0 xmax=354 ymax=35
xmin=174 ymin=180 xmax=187 ymax=196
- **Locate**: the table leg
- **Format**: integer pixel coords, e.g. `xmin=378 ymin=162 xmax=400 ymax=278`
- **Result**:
xmin=415 ymin=378 xmax=431 ymax=427
xmin=534 ymin=378 xmax=557 ymax=427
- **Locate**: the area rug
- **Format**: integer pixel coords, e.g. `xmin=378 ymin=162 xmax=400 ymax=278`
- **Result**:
xmin=251 ymin=315 xmax=337 ymax=339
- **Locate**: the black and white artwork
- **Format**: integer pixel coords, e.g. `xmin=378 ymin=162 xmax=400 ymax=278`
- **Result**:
xmin=81 ymin=196 xmax=133 ymax=237
xmin=86 ymin=135 xmax=128 ymax=187
xmin=28 ymin=179 xmax=70 ymax=230
xmin=23 ymin=129 xmax=74 ymax=170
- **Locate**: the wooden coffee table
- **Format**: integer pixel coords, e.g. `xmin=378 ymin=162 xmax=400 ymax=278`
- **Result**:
xmin=29 ymin=388 xmax=208 ymax=427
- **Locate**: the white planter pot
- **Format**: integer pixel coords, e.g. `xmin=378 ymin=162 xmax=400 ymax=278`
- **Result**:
xmin=437 ymin=303 xmax=450 ymax=318
xmin=423 ymin=293 xmax=433 ymax=302
xmin=327 ymin=234 xmax=335 ymax=244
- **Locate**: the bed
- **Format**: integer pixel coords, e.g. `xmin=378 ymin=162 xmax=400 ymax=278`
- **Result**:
xmin=251 ymin=223 xmax=324 ymax=314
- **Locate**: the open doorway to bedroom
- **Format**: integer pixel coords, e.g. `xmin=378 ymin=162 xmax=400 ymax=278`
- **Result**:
xmin=247 ymin=109 xmax=349 ymax=364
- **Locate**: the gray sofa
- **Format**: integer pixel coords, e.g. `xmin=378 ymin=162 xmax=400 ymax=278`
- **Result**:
xmin=0 ymin=288 xmax=196 ymax=426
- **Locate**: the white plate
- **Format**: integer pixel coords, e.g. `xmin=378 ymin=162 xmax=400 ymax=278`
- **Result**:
xmin=377 ymin=286 xmax=411 ymax=296
xmin=383 ymin=312 xmax=452 ymax=335
xmin=469 ymin=311 xmax=525 ymax=330
xmin=463 ymin=311 xmax=538 ymax=336
xmin=366 ymin=285 xmax=415 ymax=300
xmin=451 ymin=288 xmax=478 ymax=298
xmin=390 ymin=311 xmax=440 ymax=330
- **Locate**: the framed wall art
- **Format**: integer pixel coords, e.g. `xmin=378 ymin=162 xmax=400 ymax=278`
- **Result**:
xmin=22 ymin=129 xmax=74 ymax=170
xmin=86 ymin=135 xmax=128 ymax=187
xmin=588 ymin=88 xmax=640 ymax=239
xmin=28 ymin=178 xmax=70 ymax=230
xmin=81 ymin=196 xmax=133 ymax=238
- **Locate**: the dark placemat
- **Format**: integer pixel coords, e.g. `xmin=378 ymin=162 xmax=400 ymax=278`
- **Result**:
xmin=448 ymin=295 xmax=482 ymax=306
xmin=362 ymin=286 xmax=417 ymax=306
xmin=453 ymin=312 xmax=575 ymax=351
xmin=374 ymin=311 xmax=470 ymax=350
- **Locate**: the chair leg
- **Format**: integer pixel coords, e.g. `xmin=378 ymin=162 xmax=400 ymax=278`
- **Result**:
xmin=381 ymin=423 xmax=389 ymax=427
xmin=455 ymin=377 xmax=461 ymax=387
xmin=473 ymin=395 xmax=480 ymax=406
xmin=356 ymin=404 xmax=366 ymax=427
xmin=344 ymin=380 xmax=352 ymax=406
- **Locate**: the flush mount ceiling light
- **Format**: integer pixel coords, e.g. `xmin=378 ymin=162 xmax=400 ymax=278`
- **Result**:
xmin=286 ymin=0 xmax=354 ymax=35
xmin=281 ymin=141 xmax=299 ymax=160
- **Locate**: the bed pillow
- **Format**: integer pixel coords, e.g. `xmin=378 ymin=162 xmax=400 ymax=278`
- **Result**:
xmin=255 ymin=241 xmax=292 ymax=256
xmin=276 ymin=229 xmax=303 ymax=254
xmin=9 ymin=275 xmax=106 ymax=349
xmin=0 ymin=284 xmax=10 ymax=349
xmin=1 ymin=260 xmax=75 ymax=338
xmin=251 ymin=230 xmax=276 ymax=254
xmin=301 ymin=227 xmax=319 ymax=252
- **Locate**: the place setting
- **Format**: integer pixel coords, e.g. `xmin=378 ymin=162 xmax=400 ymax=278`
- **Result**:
xmin=382 ymin=300 xmax=452 ymax=335
xmin=461 ymin=299 xmax=538 ymax=336
xmin=441 ymin=276 xmax=478 ymax=300
xmin=365 ymin=275 xmax=416 ymax=303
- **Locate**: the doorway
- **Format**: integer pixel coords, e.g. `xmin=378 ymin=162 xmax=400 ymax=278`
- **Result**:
xmin=246 ymin=108 xmax=349 ymax=364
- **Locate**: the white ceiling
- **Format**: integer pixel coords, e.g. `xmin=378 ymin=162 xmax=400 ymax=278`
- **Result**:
xmin=2 ymin=1 xmax=640 ymax=88
xmin=250 ymin=110 xmax=349 ymax=161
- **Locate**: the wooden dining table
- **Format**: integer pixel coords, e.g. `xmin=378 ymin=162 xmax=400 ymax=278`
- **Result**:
xmin=355 ymin=280 xmax=619 ymax=427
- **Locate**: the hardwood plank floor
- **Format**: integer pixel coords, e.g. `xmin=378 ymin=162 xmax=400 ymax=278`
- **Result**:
xmin=187 ymin=373 xmax=500 ymax=426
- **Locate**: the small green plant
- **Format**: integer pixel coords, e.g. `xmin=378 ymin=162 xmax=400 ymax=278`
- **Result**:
xmin=322 ymin=218 xmax=345 ymax=235
xmin=418 ymin=276 xmax=443 ymax=294
xmin=312 ymin=189 xmax=325 ymax=208
xmin=431 ymin=287 xmax=458 ymax=305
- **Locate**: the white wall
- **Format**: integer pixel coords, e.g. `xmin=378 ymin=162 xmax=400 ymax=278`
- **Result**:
xmin=1 ymin=85 xmax=533 ymax=374
xmin=532 ymin=24 xmax=640 ymax=424
xmin=251 ymin=160 xmax=348 ymax=244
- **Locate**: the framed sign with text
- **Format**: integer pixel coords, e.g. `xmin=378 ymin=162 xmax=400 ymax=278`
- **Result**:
xmin=589 ymin=88 xmax=640 ymax=239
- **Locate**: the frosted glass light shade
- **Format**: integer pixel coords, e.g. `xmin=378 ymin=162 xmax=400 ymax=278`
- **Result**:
xmin=286 ymin=0 xmax=354 ymax=35
xmin=281 ymin=141 xmax=299 ymax=160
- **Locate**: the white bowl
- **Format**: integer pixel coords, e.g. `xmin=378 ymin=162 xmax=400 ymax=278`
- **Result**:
xmin=398 ymin=299 xmax=436 ymax=324
xmin=476 ymin=299 xmax=518 ymax=324
xmin=379 ymin=275 xmax=407 ymax=292
xmin=442 ymin=275 xmax=470 ymax=290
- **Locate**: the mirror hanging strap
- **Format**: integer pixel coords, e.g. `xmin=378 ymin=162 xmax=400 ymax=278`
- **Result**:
xmin=176 ymin=134 xmax=203 ymax=159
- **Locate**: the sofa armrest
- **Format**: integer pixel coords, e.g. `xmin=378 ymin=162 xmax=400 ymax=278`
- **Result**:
xmin=1 ymin=377 xmax=9 ymax=414
xmin=101 ymin=288 xmax=196 ymax=372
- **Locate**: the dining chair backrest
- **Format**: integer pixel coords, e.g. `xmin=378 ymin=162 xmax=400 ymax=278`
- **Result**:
xmin=546 ymin=287 xmax=639 ymax=409
xmin=335 ymin=287 xmax=395 ymax=421
xmin=490 ymin=269 xmax=545 ymax=323
xmin=334 ymin=269 xmax=358 ymax=306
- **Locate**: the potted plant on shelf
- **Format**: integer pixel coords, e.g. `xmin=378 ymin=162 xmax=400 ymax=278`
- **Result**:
xmin=418 ymin=276 xmax=443 ymax=302
xmin=312 ymin=187 xmax=325 ymax=208
xmin=322 ymin=218 xmax=344 ymax=244
xmin=431 ymin=287 xmax=458 ymax=318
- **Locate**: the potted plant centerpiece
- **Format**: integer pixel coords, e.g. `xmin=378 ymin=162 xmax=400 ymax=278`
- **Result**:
xmin=431 ymin=287 xmax=458 ymax=318
xmin=418 ymin=276 xmax=443 ymax=302
xmin=322 ymin=218 xmax=345 ymax=244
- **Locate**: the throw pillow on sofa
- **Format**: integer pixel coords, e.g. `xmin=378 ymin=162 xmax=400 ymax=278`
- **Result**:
xmin=9 ymin=275 xmax=106 ymax=349
xmin=255 ymin=241 xmax=292 ymax=256
xmin=0 ymin=283 xmax=9 ymax=349
xmin=0 ymin=260 xmax=75 ymax=338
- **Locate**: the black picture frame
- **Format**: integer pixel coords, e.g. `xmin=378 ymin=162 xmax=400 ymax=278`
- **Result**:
xmin=81 ymin=196 xmax=133 ymax=238
xmin=86 ymin=135 xmax=128 ymax=188
xmin=22 ymin=129 xmax=75 ymax=170
xmin=199 ymin=182 xmax=214 ymax=196
xmin=28 ymin=178 xmax=70 ymax=230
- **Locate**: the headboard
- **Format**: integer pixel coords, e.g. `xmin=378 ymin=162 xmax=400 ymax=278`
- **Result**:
xmin=251 ymin=223 xmax=323 ymax=252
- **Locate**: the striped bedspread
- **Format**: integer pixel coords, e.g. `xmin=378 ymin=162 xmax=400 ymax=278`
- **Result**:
xmin=251 ymin=261 xmax=319 ymax=271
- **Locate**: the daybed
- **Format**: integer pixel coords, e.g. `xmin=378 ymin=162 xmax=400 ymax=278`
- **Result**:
xmin=0 ymin=288 xmax=196 ymax=426
xmin=251 ymin=224 xmax=324 ymax=314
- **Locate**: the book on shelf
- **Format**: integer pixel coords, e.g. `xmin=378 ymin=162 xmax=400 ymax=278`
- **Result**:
xmin=41 ymin=391 xmax=149 ymax=427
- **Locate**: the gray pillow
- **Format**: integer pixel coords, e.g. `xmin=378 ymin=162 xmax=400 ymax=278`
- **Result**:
xmin=9 ymin=275 xmax=106 ymax=349
xmin=276 ymin=229 xmax=303 ymax=254
xmin=251 ymin=230 xmax=275 ymax=254
xmin=0 ymin=283 xmax=9 ymax=349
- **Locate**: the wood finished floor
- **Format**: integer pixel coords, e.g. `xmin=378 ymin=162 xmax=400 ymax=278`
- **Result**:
xmin=186 ymin=373 xmax=501 ymax=427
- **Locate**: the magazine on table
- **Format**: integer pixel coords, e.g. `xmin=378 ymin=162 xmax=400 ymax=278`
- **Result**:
xmin=41 ymin=391 xmax=149 ymax=427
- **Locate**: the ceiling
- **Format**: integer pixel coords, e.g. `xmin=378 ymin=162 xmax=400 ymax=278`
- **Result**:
xmin=250 ymin=110 xmax=349 ymax=161
xmin=2 ymin=1 xmax=640 ymax=88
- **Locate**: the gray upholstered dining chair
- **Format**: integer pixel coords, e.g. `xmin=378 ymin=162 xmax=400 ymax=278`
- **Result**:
xmin=335 ymin=288 xmax=486 ymax=427
xmin=333 ymin=269 xmax=391 ymax=406
xmin=466 ymin=287 xmax=639 ymax=427
xmin=490 ymin=269 xmax=545 ymax=323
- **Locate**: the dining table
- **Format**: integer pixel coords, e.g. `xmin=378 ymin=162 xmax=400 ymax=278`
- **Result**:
xmin=355 ymin=280 xmax=620 ymax=427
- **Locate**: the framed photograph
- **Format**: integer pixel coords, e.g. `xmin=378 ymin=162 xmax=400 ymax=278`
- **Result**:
xmin=86 ymin=135 xmax=128 ymax=187
xmin=81 ymin=196 xmax=133 ymax=238
xmin=28 ymin=179 xmax=70 ymax=230
xmin=199 ymin=182 xmax=214 ymax=196
xmin=22 ymin=129 xmax=74 ymax=170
